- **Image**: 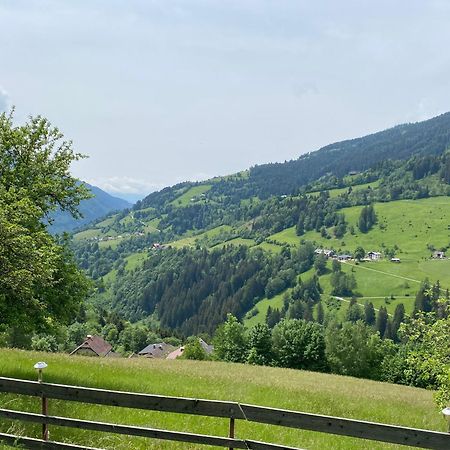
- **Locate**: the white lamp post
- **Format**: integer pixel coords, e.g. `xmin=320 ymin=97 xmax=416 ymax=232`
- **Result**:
xmin=33 ymin=362 xmax=48 ymax=440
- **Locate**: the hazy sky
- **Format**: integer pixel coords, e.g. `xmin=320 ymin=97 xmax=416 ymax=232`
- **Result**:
xmin=2 ymin=0 xmax=450 ymax=199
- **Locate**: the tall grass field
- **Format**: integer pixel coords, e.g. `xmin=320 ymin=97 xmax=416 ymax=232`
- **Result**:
xmin=0 ymin=349 xmax=447 ymax=449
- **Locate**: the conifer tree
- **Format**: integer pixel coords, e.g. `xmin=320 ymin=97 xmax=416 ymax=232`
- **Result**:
xmin=364 ymin=302 xmax=376 ymax=326
xmin=376 ymin=306 xmax=388 ymax=337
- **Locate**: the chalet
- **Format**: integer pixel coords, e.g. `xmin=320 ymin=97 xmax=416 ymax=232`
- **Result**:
xmin=367 ymin=251 xmax=382 ymax=261
xmin=390 ymin=257 xmax=401 ymax=263
xmin=432 ymin=251 xmax=446 ymax=259
xmin=338 ymin=254 xmax=352 ymax=261
xmin=70 ymin=335 xmax=114 ymax=357
xmin=315 ymin=248 xmax=335 ymax=258
xmin=138 ymin=342 xmax=176 ymax=358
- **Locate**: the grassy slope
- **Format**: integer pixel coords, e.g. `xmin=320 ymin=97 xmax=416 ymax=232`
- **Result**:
xmin=0 ymin=349 xmax=446 ymax=450
xmin=169 ymin=225 xmax=233 ymax=249
xmin=269 ymin=196 xmax=450 ymax=291
xmin=170 ymin=185 xmax=212 ymax=207
xmin=307 ymin=181 xmax=380 ymax=198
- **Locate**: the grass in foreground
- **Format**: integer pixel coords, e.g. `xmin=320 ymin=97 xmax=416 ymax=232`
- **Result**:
xmin=0 ymin=349 xmax=446 ymax=450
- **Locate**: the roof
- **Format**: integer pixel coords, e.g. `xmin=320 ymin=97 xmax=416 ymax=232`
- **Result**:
xmin=70 ymin=335 xmax=112 ymax=357
xmin=138 ymin=342 xmax=176 ymax=358
xmin=199 ymin=338 xmax=214 ymax=354
xmin=166 ymin=347 xmax=185 ymax=359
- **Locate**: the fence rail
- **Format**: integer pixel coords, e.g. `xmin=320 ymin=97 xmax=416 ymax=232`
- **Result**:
xmin=0 ymin=376 xmax=448 ymax=450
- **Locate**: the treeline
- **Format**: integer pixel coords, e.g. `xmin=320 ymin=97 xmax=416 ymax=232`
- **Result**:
xmin=212 ymin=300 xmax=450 ymax=408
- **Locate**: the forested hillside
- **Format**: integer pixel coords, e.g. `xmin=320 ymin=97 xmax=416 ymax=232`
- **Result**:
xmin=69 ymin=112 xmax=450 ymax=340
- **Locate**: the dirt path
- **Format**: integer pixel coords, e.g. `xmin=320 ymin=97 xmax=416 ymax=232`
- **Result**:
xmin=342 ymin=261 xmax=421 ymax=284
xmin=332 ymin=296 xmax=392 ymax=316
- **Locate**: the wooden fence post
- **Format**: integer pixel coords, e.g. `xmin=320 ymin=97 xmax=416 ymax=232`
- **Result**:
xmin=229 ymin=417 xmax=235 ymax=450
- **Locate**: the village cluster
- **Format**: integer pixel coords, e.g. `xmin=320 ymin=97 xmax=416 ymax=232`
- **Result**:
xmin=69 ymin=335 xmax=213 ymax=359
xmin=314 ymin=248 xmax=402 ymax=262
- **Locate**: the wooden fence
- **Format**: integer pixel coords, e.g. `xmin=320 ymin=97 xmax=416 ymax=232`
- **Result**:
xmin=0 ymin=376 xmax=449 ymax=450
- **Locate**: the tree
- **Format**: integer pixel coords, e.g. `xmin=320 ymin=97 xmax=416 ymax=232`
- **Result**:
xmin=331 ymin=259 xmax=341 ymax=273
xmin=213 ymin=314 xmax=248 ymax=363
xmin=346 ymin=298 xmax=363 ymax=322
xmin=317 ymin=302 xmax=325 ymax=324
xmin=399 ymin=307 xmax=450 ymax=408
xmin=414 ymin=279 xmax=432 ymax=313
xmin=247 ymin=323 xmax=273 ymax=366
xmin=354 ymin=246 xmax=365 ymax=261
xmin=391 ymin=303 xmax=405 ymax=342
xmin=330 ymin=272 xmax=357 ymax=296
xmin=272 ymin=319 xmax=326 ymax=371
xmin=358 ymin=205 xmax=377 ymax=233
xmin=376 ymin=306 xmax=388 ymax=337
xmin=314 ymin=253 xmax=327 ymax=275
xmin=364 ymin=302 xmax=376 ymax=326
xmin=182 ymin=338 xmax=208 ymax=360
xmin=325 ymin=321 xmax=387 ymax=379
xmin=0 ymin=112 xmax=91 ymax=332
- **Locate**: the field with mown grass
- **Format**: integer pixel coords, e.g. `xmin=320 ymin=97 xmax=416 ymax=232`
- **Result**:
xmin=307 ymin=181 xmax=380 ymax=199
xmin=0 ymin=349 xmax=446 ymax=450
xmin=170 ymin=185 xmax=212 ymax=207
xmin=169 ymin=225 xmax=233 ymax=249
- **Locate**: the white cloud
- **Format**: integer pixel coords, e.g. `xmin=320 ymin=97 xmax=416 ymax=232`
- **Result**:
xmin=0 ymin=86 xmax=10 ymax=111
xmin=86 ymin=176 xmax=164 ymax=195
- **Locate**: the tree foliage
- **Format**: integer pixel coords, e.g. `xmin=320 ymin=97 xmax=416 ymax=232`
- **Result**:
xmin=0 ymin=112 xmax=91 ymax=331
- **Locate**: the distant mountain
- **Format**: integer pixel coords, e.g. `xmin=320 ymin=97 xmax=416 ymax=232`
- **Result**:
xmin=139 ymin=112 xmax=450 ymax=208
xmin=242 ymin=111 xmax=450 ymax=198
xmin=49 ymin=183 xmax=131 ymax=234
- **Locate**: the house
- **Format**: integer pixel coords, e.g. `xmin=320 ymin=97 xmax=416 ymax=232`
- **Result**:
xmin=70 ymin=335 xmax=114 ymax=357
xmin=432 ymin=251 xmax=446 ymax=259
xmin=367 ymin=251 xmax=382 ymax=261
xmin=138 ymin=342 xmax=176 ymax=358
xmin=338 ymin=254 xmax=352 ymax=261
xmin=390 ymin=257 xmax=401 ymax=263
xmin=315 ymin=248 xmax=335 ymax=258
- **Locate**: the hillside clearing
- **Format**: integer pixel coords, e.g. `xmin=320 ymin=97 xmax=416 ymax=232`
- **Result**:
xmin=170 ymin=185 xmax=212 ymax=207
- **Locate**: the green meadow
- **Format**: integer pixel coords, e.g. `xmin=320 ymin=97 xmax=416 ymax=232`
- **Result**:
xmin=267 ymin=196 xmax=450 ymax=292
xmin=169 ymin=225 xmax=233 ymax=249
xmin=307 ymin=181 xmax=380 ymax=199
xmin=170 ymin=185 xmax=212 ymax=207
xmin=0 ymin=349 xmax=446 ymax=450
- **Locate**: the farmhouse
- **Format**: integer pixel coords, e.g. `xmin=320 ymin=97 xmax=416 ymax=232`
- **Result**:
xmin=70 ymin=335 xmax=114 ymax=357
xmin=432 ymin=251 xmax=446 ymax=259
xmin=338 ymin=254 xmax=352 ymax=261
xmin=315 ymin=248 xmax=335 ymax=258
xmin=367 ymin=251 xmax=382 ymax=261
xmin=138 ymin=342 xmax=176 ymax=358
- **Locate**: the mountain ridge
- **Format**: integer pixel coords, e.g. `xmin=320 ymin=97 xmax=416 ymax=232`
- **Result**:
xmin=49 ymin=183 xmax=131 ymax=234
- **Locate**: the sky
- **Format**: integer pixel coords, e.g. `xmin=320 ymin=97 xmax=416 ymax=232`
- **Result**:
xmin=1 ymin=0 xmax=450 ymax=200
